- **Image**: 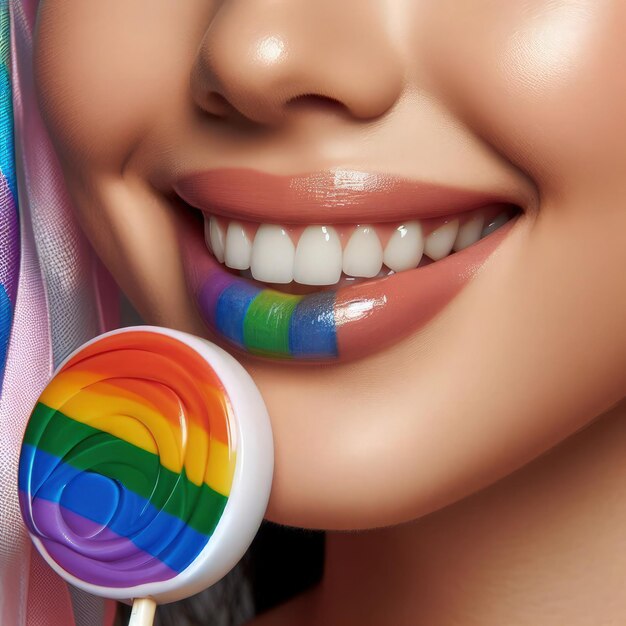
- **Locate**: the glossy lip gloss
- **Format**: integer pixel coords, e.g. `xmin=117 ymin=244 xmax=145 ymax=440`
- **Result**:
xmin=174 ymin=168 xmax=522 ymax=223
xmin=175 ymin=169 xmax=522 ymax=363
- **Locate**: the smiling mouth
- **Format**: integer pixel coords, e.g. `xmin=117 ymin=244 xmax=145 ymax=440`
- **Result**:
xmin=175 ymin=169 xmax=522 ymax=362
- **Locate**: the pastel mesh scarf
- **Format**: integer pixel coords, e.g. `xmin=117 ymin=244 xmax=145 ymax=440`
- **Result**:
xmin=1 ymin=2 xmax=116 ymax=623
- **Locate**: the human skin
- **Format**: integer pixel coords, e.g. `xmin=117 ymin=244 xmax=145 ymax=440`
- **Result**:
xmin=33 ymin=0 xmax=626 ymax=624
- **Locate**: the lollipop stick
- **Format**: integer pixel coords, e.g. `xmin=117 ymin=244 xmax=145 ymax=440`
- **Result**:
xmin=128 ymin=598 xmax=157 ymax=626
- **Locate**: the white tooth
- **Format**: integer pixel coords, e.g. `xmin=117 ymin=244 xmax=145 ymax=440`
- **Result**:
xmin=383 ymin=221 xmax=423 ymax=272
xmin=424 ymin=220 xmax=459 ymax=261
xmin=204 ymin=217 xmax=213 ymax=254
xmin=224 ymin=221 xmax=252 ymax=270
xmin=208 ymin=216 xmax=225 ymax=263
xmin=250 ymin=224 xmax=295 ymax=284
xmin=481 ymin=213 xmax=509 ymax=237
xmin=453 ymin=214 xmax=485 ymax=252
xmin=343 ymin=226 xmax=383 ymax=278
xmin=294 ymin=225 xmax=342 ymax=285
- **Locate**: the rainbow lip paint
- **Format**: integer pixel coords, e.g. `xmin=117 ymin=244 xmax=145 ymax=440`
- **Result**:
xmin=18 ymin=327 xmax=273 ymax=603
xmin=199 ymin=268 xmax=337 ymax=359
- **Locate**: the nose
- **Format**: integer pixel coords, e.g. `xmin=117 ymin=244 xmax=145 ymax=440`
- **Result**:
xmin=191 ymin=0 xmax=405 ymax=125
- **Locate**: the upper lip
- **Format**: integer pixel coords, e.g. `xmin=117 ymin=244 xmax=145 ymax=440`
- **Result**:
xmin=173 ymin=168 xmax=524 ymax=224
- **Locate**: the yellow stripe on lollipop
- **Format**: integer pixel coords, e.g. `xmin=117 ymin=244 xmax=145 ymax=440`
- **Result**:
xmin=39 ymin=369 xmax=104 ymax=408
xmin=205 ymin=439 xmax=236 ymax=497
xmin=52 ymin=386 xmax=185 ymax=472
xmin=179 ymin=410 xmax=235 ymax=495
xmin=39 ymin=369 xmax=235 ymax=496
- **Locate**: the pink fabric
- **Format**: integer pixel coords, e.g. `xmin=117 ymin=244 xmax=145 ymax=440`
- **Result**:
xmin=0 ymin=7 xmax=55 ymax=624
xmin=1 ymin=3 xmax=117 ymax=624
xmin=27 ymin=553 xmax=76 ymax=626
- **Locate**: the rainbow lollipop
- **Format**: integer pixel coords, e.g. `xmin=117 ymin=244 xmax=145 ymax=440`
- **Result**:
xmin=18 ymin=326 xmax=273 ymax=622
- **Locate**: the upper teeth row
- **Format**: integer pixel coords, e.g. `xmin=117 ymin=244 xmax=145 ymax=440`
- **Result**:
xmin=205 ymin=213 xmax=509 ymax=286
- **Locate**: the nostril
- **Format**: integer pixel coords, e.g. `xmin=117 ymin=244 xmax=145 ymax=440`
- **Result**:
xmin=285 ymin=94 xmax=349 ymax=115
xmin=201 ymin=92 xmax=233 ymax=118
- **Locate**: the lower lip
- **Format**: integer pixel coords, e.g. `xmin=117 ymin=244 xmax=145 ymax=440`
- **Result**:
xmin=181 ymin=218 xmax=516 ymax=363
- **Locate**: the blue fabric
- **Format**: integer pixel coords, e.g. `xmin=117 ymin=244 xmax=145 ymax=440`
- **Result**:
xmin=0 ymin=1 xmax=19 ymax=393
xmin=0 ymin=285 xmax=12 ymax=374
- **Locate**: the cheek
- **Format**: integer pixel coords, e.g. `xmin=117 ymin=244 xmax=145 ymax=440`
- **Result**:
xmin=419 ymin=0 xmax=626 ymax=195
xmin=34 ymin=0 xmax=206 ymax=167
xmin=32 ymin=0 xmax=214 ymax=328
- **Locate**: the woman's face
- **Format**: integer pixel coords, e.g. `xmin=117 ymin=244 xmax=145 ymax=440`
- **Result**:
xmin=35 ymin=0 xmax=626 ymax=529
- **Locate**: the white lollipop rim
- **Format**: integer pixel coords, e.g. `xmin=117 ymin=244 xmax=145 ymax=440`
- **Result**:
xmin=26 ymin=325 xmax=274 ymax=604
